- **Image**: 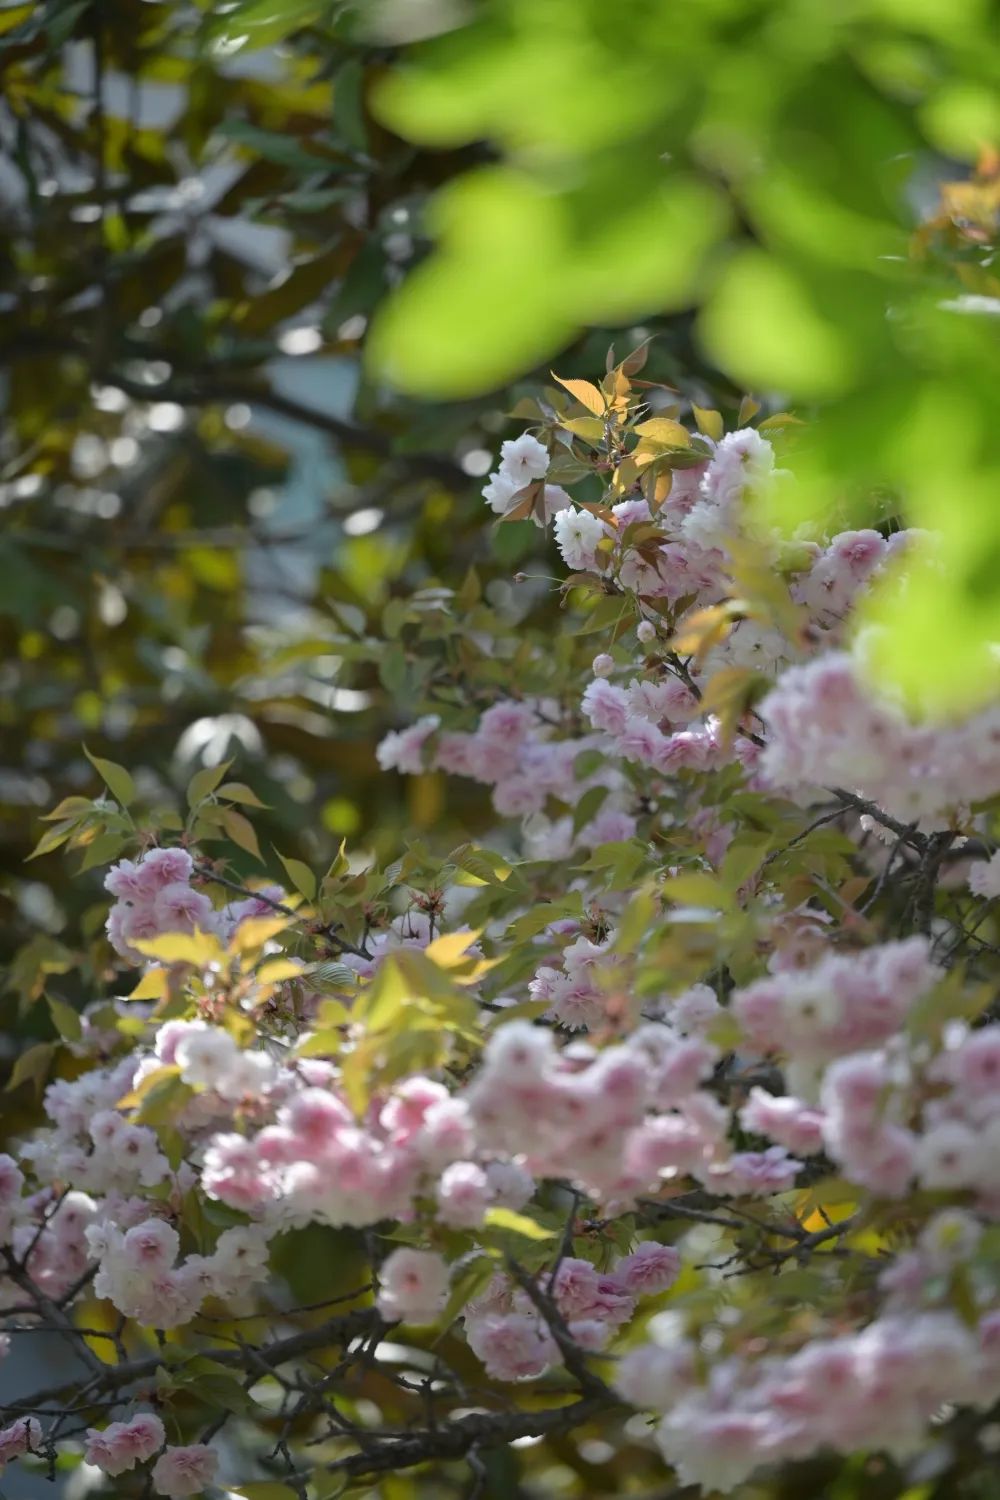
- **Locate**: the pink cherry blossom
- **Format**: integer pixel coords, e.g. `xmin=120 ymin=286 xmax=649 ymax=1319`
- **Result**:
xmin=150 ymin=1443 xmax=218 ymax=1498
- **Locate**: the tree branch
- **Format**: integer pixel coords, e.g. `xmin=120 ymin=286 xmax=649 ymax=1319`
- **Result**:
xmin=320 ymin=1393 xmax=619 ymax=1482
xmin=193 ymin=861 xmax=372 ymax=962
xmin=2 ymin=1306 xmax=382 ymax=1419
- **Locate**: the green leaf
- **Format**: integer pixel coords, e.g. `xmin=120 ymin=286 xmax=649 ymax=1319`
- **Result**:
xmin=661 ymin=872 xmax=733 ymax=911
xmin=572 ymin=783 xmax=609 ymax=835
xmin=379 ymin=643 xmax=407 ymax=694
xmin=133 ymin=1072 xmax=195 ymax=1127
xmin=309 ymin=960 xmax=358 ymax=991
xmin=176 ymin=1359 xmax=257 ymax=1415
xmin=700 ymin=250 xmax=855 ymax=399
xmin=212 ymin=0 xmax=322 ymax=47
xmin=611 ymin=887 xmax=657 ymax=955
xmin=40 ymin=796 xmax=93 ymax=823
xmin=504 ymin=897 xmax=583 ymax=944
xmin=6 ymin=935 xmax=76 ymax=1004
xmin=276 ymin=851 xmax=317 ymax=902
xmin=437 ymin=1253 xmax=497 ymax=1331
xmin=449 ymin=843 xmax=514 ymax=887
xmin=719 ymin=835 xmax=774 ymax=891
xmin=78 ymin=831 xmax=129 ymax=872
xmin=573 ymin=748 xmax=605 ymax=779
xmin=26 ymin=820 xmax=77 ymax=861
xmin=215 ymin=119 xmax=328 ymax=168
xmin=84 ymin=746 xmax=136 ymax=808
xmin=46 ymin=994 xmax=82 ymax=1043
xmin=220 ymin=808 xmax=263 ymax=862
xmin=187 ymin=760 xmax=233 ymax=809
xmin=6 ymin=1041 xmax=56 ymax=1096
xmin=332 ymin=57 xmax=368 ymax=155
xmin=575 ymin=595 xmax=631 ymax=638
xmin=216 ymin=782 xmax=269 ymax=808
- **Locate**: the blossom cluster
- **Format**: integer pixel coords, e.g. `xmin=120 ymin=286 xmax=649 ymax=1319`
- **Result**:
xmin=467 ymin=1019 xmax=800 ymax=1203
xmin=762 ymin=651 xmax=1000 ymax=829
xmin=8 ymin=393 xmax=1000 ymax=1498
xmin=104 ymin=845 xmax=283 ymax=964
xmin=619 ymin=1303 xmax=1000 ymax=1493
xmin=464 ymin=1243 xmax=681 ymax=1380
xmin=383 ymin=424 xmax=973 ymax=858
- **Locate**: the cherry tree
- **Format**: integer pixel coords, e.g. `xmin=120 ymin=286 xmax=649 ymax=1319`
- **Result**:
xmin=5 ymin=356 xmax=1000 ymax=1500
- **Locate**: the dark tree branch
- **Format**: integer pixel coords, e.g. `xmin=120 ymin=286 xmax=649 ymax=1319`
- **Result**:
xmin=193 ymin=861 xmax=372 ymax=962
xmin=2 ymin=1306 xmax=382 ymax=1419
xmin=319 ymin=1393 xmax=619 ymax=1482
xmin=829 ymin=789 xmax=928 ymax=852
xmin=505 ymin=1258 xmax=611 ymax=1399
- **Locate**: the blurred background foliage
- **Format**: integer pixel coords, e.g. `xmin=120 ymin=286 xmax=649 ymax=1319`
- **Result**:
xmin=369 ymin=0 xmax=1000 ymax=710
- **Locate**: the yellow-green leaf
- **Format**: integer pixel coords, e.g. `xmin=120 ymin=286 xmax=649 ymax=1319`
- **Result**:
xmin=187 ymin=760 xmax=233 ymax=808
xmin=423 ymin=928 xmax=482 ymax=969
xmin=230 ymin=912 xmax=296 ymax=954
xmin=217 ymin=782 xmax=269 ymax=809
xmin=276 ymin=851 xmax=317 ymax=902
xmin=551 ymin=372 xmax=606 ymax=416
xmin=560 ymin=415 xmax=606 ymax=444
xmin=757 ymin=411 xmax=803 ymax=431
xmin=6 ymin=1041 xmax=56 ymax=1095
xmin=437 ymin=1253 xmax=498 ymax=1330
xmin=128 ymin=967 xmax=169 ymax=1001
xmin=669 ymin=603 xmax=735 ymax=662
xmin=690 ymin=405 xmax=724 ymax=442
xmin=295 ymin=1028 xmax=345 ymax=1059
xmin=84 ymin=746 xmax=136 ymax=807
xmin=633 ymin=417 xmax=690 ymax=447
xmin=26 ymin=821 xmax=77 ymax=861
xmin=132 ymin=930 xmax=224 ymax=966
xmin=661 ymin=872 xmax=733 ymax=911
xmin=118 ymin=1064 xmax=180 ymax=1111
xmin=46 ymin=994 xmax=82 ymax=1043
xmin=358 ymin=955 xmax=412 ymax=1032
xmin=256 ymin=957 xmax=305 ymax=985
xmin=40 ymin=796 xmax=93 ymax=823
xmin=611 ymin=888 xmax=657 ymax=955
xmin=483 ymin=1207 xmax=556 ymax=1241
xmin=221 ymin=808 xmax=262 ymax=862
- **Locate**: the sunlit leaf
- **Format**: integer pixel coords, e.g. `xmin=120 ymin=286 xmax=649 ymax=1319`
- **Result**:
xmin=132 ymin=930 xmax=225 ymax=966
xmin=187 ymin=760 xmax=233 ymax=808
xmin=276 ymin=851 xmax=317 ymax=902
xmin=83 ymin=746 xmax=136 ymax=808
xmin=551 ymin=372 xmax=606 ymax=416
xmin=483 ymin=1207 xmax=557 ymax=1241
